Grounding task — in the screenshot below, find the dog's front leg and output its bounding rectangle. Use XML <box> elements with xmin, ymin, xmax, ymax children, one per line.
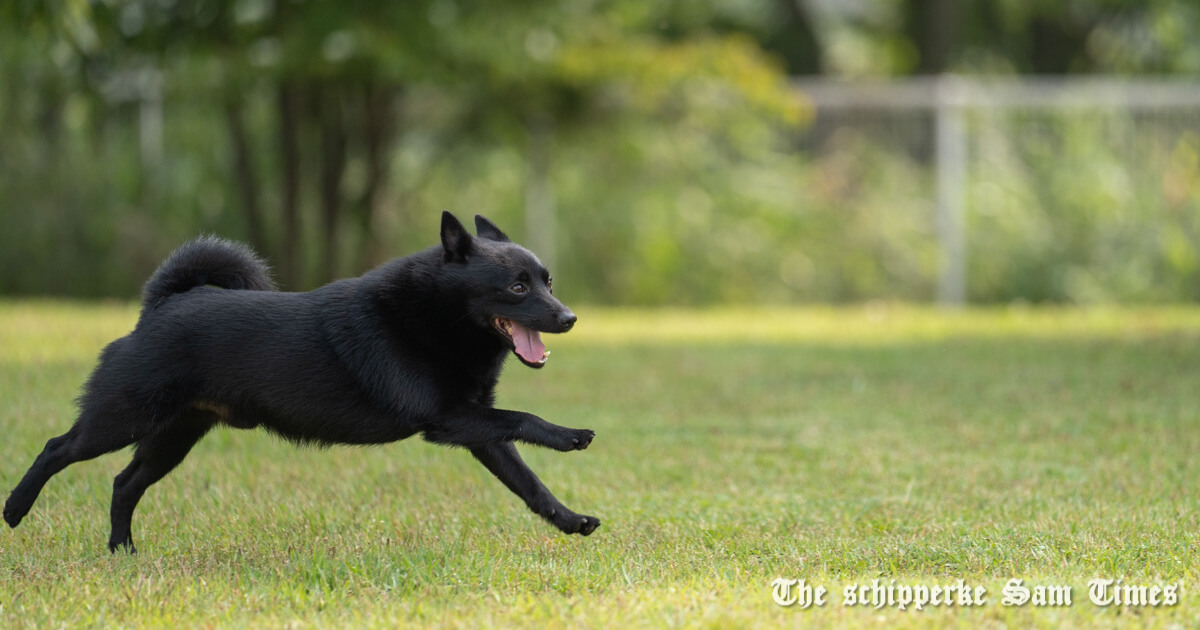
<box><xmin>471</xmin><ymin>441</ymin><xmax>600</xmax><ymax>536</ymax></box>
<box><xmin>424</xmin><ymin>407</ymin><xmax>594</xmax><ymax>452</ymax></box>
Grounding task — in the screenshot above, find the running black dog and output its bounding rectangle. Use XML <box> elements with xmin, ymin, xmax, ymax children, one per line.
<box><xmin>4</xmin><ymin>212</ymin><xmax>599</xmax><ymax>553</ymax></box>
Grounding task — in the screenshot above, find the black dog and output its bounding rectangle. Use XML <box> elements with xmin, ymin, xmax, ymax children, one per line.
<box><xmin>4</xmin><ymin>212</ymin><xmax>599</xmax><ymax>553</ymax></box>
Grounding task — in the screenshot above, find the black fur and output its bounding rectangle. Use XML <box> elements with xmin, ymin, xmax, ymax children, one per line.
<box><xmin>4</xmin><ymin>212</ymin><xmax>598</xmax><ymax>553</ymax></box>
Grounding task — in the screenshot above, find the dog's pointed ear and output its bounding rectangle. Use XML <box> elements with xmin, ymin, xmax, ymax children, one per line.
<box><xmin>474</xmin><ymin>215</ymin><xmax>512</xmax><ymax>243</ymax></box>
<box><xmin>441</xmin><ymin>211</ymin><xmax>473</xmax><ymax>263</ymax></box>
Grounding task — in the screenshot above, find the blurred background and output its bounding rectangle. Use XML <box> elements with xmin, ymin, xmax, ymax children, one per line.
<box><xmin>1</xmin><ymin>0</ymin><xmax>1197</xmax><ymax>305</ymax></box>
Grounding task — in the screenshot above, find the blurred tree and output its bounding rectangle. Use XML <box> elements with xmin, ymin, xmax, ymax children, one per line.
<box><xmin>3</xmin><ymin>0</ymin><xmax>1199</xmax><ymax>304</ymax></box>
<box><xmin>1</xmin><ymin>0</ymin><xmax>802</xmax><ymax>291</ymax></box>
<box><xmin>898</xmin><ymin>0</ymin><xmax>1199</xmax><ymax>75</ymax></box>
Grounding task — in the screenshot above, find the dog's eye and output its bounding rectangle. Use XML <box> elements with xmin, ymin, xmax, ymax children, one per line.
<box><xmin>547</xmin><ymin>278</ymin><xmax>553</xmax><ymax>293</ymax></box>
<box><xmin>510</xmin><ymin>282</ymin><xmax>527</xmax><ymax>294</ymax></box>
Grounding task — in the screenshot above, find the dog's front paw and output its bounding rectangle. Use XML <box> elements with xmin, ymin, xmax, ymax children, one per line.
<box><xmin>549</xmin><ymin>428</ymin><xmax>594</xmax><ymax>452</ymax></box>
<box><xmin>576</xmin><ymin>515</ymin><xmax>601</xmax><ymax>536</ymax></box>
<box><xmin>554</xmin><ymin>511</ymin><xmax>601</xmax><ymax>536</ymax></box>
<box><xmin>570</xmin><ymin>428</ymin><xmax>594</xmax><ymax>451</ymax></box>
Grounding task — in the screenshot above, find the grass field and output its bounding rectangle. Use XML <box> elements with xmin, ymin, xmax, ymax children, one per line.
<box><xmin>1</xmin><ymin>301</ymin><xmax>1198</xmax><ymax>628</ymax></box>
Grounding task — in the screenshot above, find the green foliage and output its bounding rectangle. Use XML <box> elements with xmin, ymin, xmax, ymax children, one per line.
<box><xmin>2</xmin><ymin>2</ymin><xmax>1200</xmax><ymax>304</ymax></box>
<box><xmin>2</xmin><ymin>303</ymin><xmax>1200</xmax><ymax>627</ymax></box>
<box><xmin>969</xmin><ymin>113</ymin><xmax>1200</xmax><ymax>303</ymax></box>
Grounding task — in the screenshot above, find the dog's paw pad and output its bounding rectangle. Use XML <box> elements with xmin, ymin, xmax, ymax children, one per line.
<box><xmin>578</xmin><ymin>516</ymin><xmax>600</xmax><ymax>536</ymax></box>
<box><xmin>571</xmin><ymin>430</ymin><xmax>595</xmax><ymax>450</ymax></box>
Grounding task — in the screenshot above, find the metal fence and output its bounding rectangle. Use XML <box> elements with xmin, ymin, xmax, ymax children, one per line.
<box><xmin>793</xmin><ymin>76</ymin><xmax>1200</xmax><ymax>305</ymax></box>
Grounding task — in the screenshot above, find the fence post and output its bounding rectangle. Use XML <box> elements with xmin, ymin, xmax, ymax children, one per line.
<box><xmin>934</xmin><ymin>76</ymin><xmax>967</xmax><ymax>306</ymax></box>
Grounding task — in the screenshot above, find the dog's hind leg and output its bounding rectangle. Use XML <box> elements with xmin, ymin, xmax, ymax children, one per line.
<box><xmin>4</xmin><ymin>411</ymin><xmax>146</xmax><ymax>530</ymax></box>
<box><xmin>470</xmin><ymin>442</ymin><xmax>600</xmax><ymax>536</ymax></box>
<box><xmin>108</xmin><ymin>414</ymin><xmax>212</xmax><ymax>554</ymax></box>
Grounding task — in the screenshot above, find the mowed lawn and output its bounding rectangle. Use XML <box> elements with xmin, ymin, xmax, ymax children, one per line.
<box><xmin>1</xmin><ymin>301</ymin><xmax>1198</xmax><ymax>628</ymax></box>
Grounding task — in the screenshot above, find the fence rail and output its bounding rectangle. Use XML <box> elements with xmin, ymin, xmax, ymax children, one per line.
<box><xmin>795</xmin><ymin>76</ymin><xmax>1200</xmax><ymax>109</ymax></box>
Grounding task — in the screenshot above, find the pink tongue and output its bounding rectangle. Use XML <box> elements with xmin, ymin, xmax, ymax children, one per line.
<box><xmin>510</xmin><ymin>321</ymin><xmax>546</xmax><ymax>363</ymax></box>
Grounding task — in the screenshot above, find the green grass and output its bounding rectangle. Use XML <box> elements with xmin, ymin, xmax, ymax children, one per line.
<box><xmin>2</xmin><ymin>301</ymin><xmax>1199</xmax><ymax>628</ymax></box>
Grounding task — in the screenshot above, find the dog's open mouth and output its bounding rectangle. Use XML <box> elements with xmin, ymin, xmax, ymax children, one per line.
<box><xmin>493</xmin><ymin>317</ymin><xmax>550</xmax><ymax>368</ymax></box>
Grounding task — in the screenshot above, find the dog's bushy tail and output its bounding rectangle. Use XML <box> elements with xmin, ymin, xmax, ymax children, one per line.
<box><xmin>141</xmin><ymin>236</ymin><xmax>277</xmax><ymax>309</ymax></box>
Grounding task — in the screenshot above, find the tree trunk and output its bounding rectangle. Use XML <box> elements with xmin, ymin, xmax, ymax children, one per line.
<box><xmin>317</xmin><ymin>84</ymin><xmax>347</xmax><ymax>283</ymax></box>
<box><xmin>906</xmin><ymin>0</ymin><xmax>957</xmax><ymax>74</ymax></box>
<box><xmin>774</xmin><ymin>0</ymin><xmax>824</xmax><ymax>75</ymax></box>
<box><xmin>1028</xmin><ymin>15</ymin><xmax>1095</xmax><ymax>74</ymax></box>
<box><xmin>353</xmin><ymin>82</ymin><xmax>398</xmax><ymax>270</ymax></box>
<box><xmin>277</xmin><ymin>81</ymin><xmax>303</xmax><ymax>289</ymax></box>
<box><xmin>223</xmin><ymin>97</ymin><xmax>267</xmax><ymax>257</ymax></box>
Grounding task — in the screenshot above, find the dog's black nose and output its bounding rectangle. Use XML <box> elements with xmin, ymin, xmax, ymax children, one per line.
<box><xmin>558</xmin><ymin>310</ymin><xmax>577</xmax><ymax>331</ymax></box>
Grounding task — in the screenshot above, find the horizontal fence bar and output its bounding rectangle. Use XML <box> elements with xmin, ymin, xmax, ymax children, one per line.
<box><xmin>794</xmin><ymin>76</ymin><xmax>1200</xmax><ymax>110</ymax></box>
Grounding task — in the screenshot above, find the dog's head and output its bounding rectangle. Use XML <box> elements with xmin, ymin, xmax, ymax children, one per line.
<box><xmin>440</xmin><ymin>211</ymin><xmax>576</xmax><ymax>368</ymax></box>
